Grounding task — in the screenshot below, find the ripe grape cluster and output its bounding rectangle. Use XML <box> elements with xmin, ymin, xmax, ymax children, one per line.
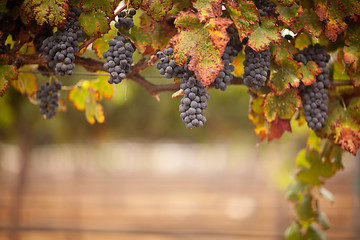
<box><xmin>179</xmin><ymin>66</ymin><xmax>209</xmax><ymax>129</ymax></box>
<box><xmin>36</xmin><ymin>81</ymin><xmax>62</xmax><ymax>119</ymax></box>
<box><xmin>254</xmin><ymin>0</ymin><xmax>275</xmax><ymax>18</ymax></box>
<box><xmin>243</xmin><ymin>46</ymin><xmax>271</xmax><ymax>90</ymax></box>
<box><xmin>41</xmin><ymin>7</ymin><xmax>84</xmax><ymax>76</ymax></box>
<box><xmin>103</xmin><ymin>9</ymin><xmax>136</xmax><ymax>84</ymax></box>
<box><xmin>213</xmin><ymin>28</ymin><xmax>241</xmax><ymax>91</ymax></box>
<box><xmin>294</xmin><ymin>44</ymin><xmax>331</xmax><ymax>131</ymax></box>
<box><xmin>156</xmin><ymin>48</ymin><xmax>185</xmax><ymax>79</ymax></box>
<box><xmin>156</xmin><ymin>48</ymin><xmax>209</xmax><ymax>129</ymax></box>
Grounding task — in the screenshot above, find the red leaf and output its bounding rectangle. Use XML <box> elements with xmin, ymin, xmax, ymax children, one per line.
<box><xmin>268</xmin><ymin>116</ymin><xmax>292</xmax><ymax>141</ymax></box>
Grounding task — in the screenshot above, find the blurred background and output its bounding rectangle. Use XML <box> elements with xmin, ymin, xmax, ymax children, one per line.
<box><xmin>0</xmin><ymin>55</ymin><xmax>359</xmax><ymax>240</ymax></box>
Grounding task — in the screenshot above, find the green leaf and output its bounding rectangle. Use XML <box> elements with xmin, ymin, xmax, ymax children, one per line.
<box><xmin>68</xmin><ymin>82</ymin><xmax>88</xmax><ymax>111</ymax></box>
<box><xmin>296</xmin><ymin>149</ymin><xmax>311</xmax><ymax>168</ymax></box>
<box><xmin>225</xmin><ymin>0</ymin><xmax>259</xmax><ymax>41</ymax></box>
<box><xmin>247</xmin><ymin>16</ymin><xmax>281</xmax><ymax>52</ymax></box>
<box><xmin>343</xmin><ymin>23</ymin><xmax>360</xmax><ymax>71</ymax></box>
<box><xmin>306</xmin><ymin>130</ymin><xmax>322</xmax><ymax>152</ymax></box>
<box><xmin>294</xmin><ymin>32</ymin><xmax>313</xmax><ymax>50</ymax></box>
<box><xmin>170</xmin><ymin>10</ymin><xmax>232</xmax><ymax>86</ymax></box>
<box><xmin>278</xmin><ymin>0</ymin><xmax>295</xmax><ymax>6</ymax></box>
<box><xmin>295</xmin><ymin>193</ymin><xmax>316</xmax><ymax>221</ymax></box>
<box><xmin>79</xmin><ymin>9</ymin><xmax>110</xmax><ymax>37</ymax></box>
<box><xmin>305</xmin><ymin>224</ymin><xmax>327</xmax><ymax>240</ymax></box>
<box><xmin>318</xmin><ymin>97</ymin><xmax>360</xmax><ymax>155</ymax></box>
<box><xmin>121</xmin><ymin>25</ymin><xmax>152</xmax><ymax>54</ymax></box>
<box><xmin>192</xmin><ymin>0</ymin><xmax>222</xmax><ymax>22</ymax></box>
<box><xmin>298</xmin><ymin>61</ymin><xmax>322</xmax><ymax>86</ymax></box>
<box><xmin>140</xmin><ymin>0</ymin><xmax>173</xmax><ymax>21</ymax></box>
<box><xmin>268</xmin><ymin>60</ymin><xmax>302</xmax><ymax>95</ymax></box>
<box><xmin>264</xmin><ymin>88</ymin><xmax>301</xmax><ymax>122</ymax></box>
<box><xmin>0</xmin><ymin>55</ymin><xmax>18</xmax><ymax>97</ymax></box>
<box><xmin>291</xmin><ymin>9</ymin><xmax>323</xmax><ymax>37</ymax></box>
<box><xmin>317</xmin><ymin>211</ymin><xmax>331</xmax><ymax>230</ymax></box>
<box><xmin>285</xmin><ymin>179</ymin><xmax>310</xmax><ymax>201</ymax></box>
<box><xmin>22</xmin><ymin>0</ymin><xmax>68</xmax><ymax>26</ymax></box>
<box><xmin>296</xmin><ymin>149</ymin><xmax>335</xmax><ymax>185</ymax></box>
<box><xmin>248</xmin><ymin>95</ymin><xmax>269</xmax><ymax>142</ymax></box>
<box><xmin>276</xmin><ymin>3</ymin><xmax>303</xmax><ymax>26</ymax></box>
<box><xmin>285</xmin><ymin>223</ymin><xmax>304</xmax><ymax>240</ymax></box>
<box><xmin>80</xmin><ymin>0</ymin><xmax>115</xmax><ymax>18</ymax></box>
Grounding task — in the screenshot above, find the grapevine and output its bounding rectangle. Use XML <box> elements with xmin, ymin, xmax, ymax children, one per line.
<box><xmin>1</xmin><ymin>1</ymin><xmax>360</xmax><ymax>239</ymax></box>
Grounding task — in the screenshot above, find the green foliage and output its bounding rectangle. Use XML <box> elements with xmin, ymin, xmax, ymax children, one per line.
<box><xmin>0</xmin><ymin>55</ymin><xmax>17</xmax><ymax>97</ymax></box>
<box><xmin>247</xmin><ymin>17</ymin><xmax>281</xmax><ymax>51</ymax></box>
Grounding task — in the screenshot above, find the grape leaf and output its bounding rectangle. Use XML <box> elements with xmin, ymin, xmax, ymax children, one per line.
<box><xmin>318</xmin><ymin>97</ymin><xmax>360</xmax><ymax>155</ymax></box>
<box><xmin>276</xmin><ymin>2</ymin><xmax>303</xmax><ymax>26</ymax></box>
<box><xmin>247</xmin><ymin>17</ymin><xmax>281</xmax><ymax>52</ymax></box>
<box><xmin>248</xmin><ymin>95</ymin><xmax>269</xmax><ymax>142</ymax></box>
<box><xmin>79</xmin><ymin>9</ymin><xmax>110</xmax><ymax>37</ymax></box>
<box><xmin>140</xmin><ymin>0</ymin><xmax>173</xmax><ymax>21</ymax></box>
<box><xmin>294</xmin><ymin>33</ymin><xmax>312</xmax><ymax>50</ymax></box>
<box><xmin>268</xmin><ymin>60</ymin><xmax>302</xmax><ymax>95</ymax></box>
<box><xmin>22</xmin><ymin>0</ymin><xmax>68</xmax><ymax>26</ymax></box>
<box><xmin>170</xmin><ymin>10</ymin><xmax>232</xmax><ymax>86</ymax></box>
<box><xmin>192</xmin><ymin>0</ymin><xmax>222</xmax><ymax>22</ymax></box>
<box><xmin>343</xmin><ymin>25</ymin><xmax>360</xmax><ymax>71</ymax></box>
<box><xmin>305</xmin><ymin>224</ymin><xmax>327</xmax><ymax>240</ymax></box>
<box><xmin>92</xmin><ymin>28</ymin><xmax>117</xmax><ymax>58</ymax></box>
<box><xmin>0</xmin><ymin>55</ymin><xmax>18</xmax><ymax>97</ymax></box>
<box><xmin>120</xmin><ymin>26</ymin><xmax>152</xmax><ymax>54</ymax></box>
<box><xmin>296</xmin><ymin>149</ymin><xmax>335</xmax><ymax>185</ymax></box>
<box><xmin>285</xmin><ymin>179</ymin><xmax>310</xmax><ymax>202</ymax></box>
<box><xmin>314</xmin><ymin>0</ymin><xmax>360</xmax><ymax>41</ymax></box>
<box><xmin>278</xmin><ymin>0</ymin><xmax>295</xmax><ymax>7</ymax></box>
<box><xmin>224</xmin><ymin>0</ymin><xmax>259</xmax><ymax>41</ymax></box>
<box><xmin>298</xmin><ymin>61</ymin><xmax>322</xmax><ymax>86</ymax></box>
<box><xmin>291</xmin><ymin>9</ymin><xmax>323</xmax><ymax>37</ymax></box>
<box><xmin>11</xmin><ymin>66</ymin><xmax>37</xmax><ymax>95</ymax></box>
<box><xmin>271</xmin><ymin>39</ymin><xmax>298</xmax><ymax>65</ymax></box>
<box><xmin>80</xmin><ymin>0</ymin><xmax>115</xmax><ymax>18</ymax></box>
<box><xmin>68</xmin><ymin>82</ymin><xmax>88</xmax><ymax>111</ymax></box>
<box><xmin>264</xmin><ymin>89</ymin><xmax>301</xmax><ymax>122</ymax></box>
<box><xmin>285</xmin><ymin>223</ymin><xmax>304</xmax><ymax>240</ymax></box>
<box><xmin>268</xmin><ymin>116</ymin><xmax>292</xmax><ymax>141</ymax></box>
<box><xmin>295</xmin><ymin>193</ymin><xmax>315</xmax><ymax>220</ymax></box>
<box><xmin>85</xmin><ymin>91</ymin><xmax>105</xmax><ymax>124</ymax></box>
<box><xmin>90</xmin><ymin>72</ymin><xmax>114</xmax><ymax>100</ymax></box>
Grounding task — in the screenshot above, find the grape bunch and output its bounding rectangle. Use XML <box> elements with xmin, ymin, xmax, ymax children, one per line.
<box><xmin>41</xmin><ymin>7</ymin><xmax>84</xmax><ymax>76</ymax></box>
<box><xmin>115</xmin><ymin>8</ymin><xmax>136</xmax><ymax>30</ymax></box>
<box><xmin>156</xmin><ymin>48</ymin><xmax>185</xmax><ymax>79</ymax></box>
<box><xmin>155</xmin><ymin>48</ymin><xmax>209</xmax><ymax>129</ymax></box>
<box><xmin>254</xmin><ymin>0</ymin><xmax>275</xmax><ymax>18</ymax></box>
<box><xmin>213</xmin><ymin>28</ymin><xmax>241</xmax><ymax>91</ymax></box>
<box><xmin>103</xmin><ymin>9</ymin><xmax>136</xmax><ymax>84</ymax></box>
<box><xmin>179</xmin><ymin>66</ymin><xmax>209</xmax><ymax>129</ymax></box>
<box><xmin>36</xmin><ymin>81</ymin><xmax>62</xmax><ymax>119</ymax></box>
<box><xmin>294</xmin><ymin>44</ymin><xmax>331</xmax><ymax>131</ymax></box>
<box><xmin>243</xmin><ymin>46</ymin><xmax>271</xmax><ymax>90</ymax></box>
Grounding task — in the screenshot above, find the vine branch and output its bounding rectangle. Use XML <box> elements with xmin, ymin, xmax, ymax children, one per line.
<box><xmin>7</xmin><ymin>53</ymin><xmax>354</xmax><ymax>95</ymax></box>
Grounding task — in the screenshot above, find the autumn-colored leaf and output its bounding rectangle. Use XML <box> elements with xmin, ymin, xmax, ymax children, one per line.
<box><xmin>294</xmin><ymin>32</ymin><xmax>313</xmax><ymax>50</ymax></box>
<box><xmin>248</xmin><ymin>95</ymin><xmax>269</xmax><ymax>142</ymax></box>
<box><xmin>318</xmin><ymin>97</ymin><xmax>360</xmax><ymax>155</ymax></box>
<box><xmin>85</xmin><ymin>91</ymin><xmax>105</xmax><ymax>124</ymax></box>
<box><xmin>298</xmin><ymin>61</ymin><xmax>322</xmax><ymax>86</ymax></box>
<box><xmin>192</xmin><ymin>0</ymin><xmax>222</xmax><ymax>22</ymax></box>
<box><xmin>268</xmin><ymin>116</ymin><xmax>292</xmax><ymax>141</ymax></box>
<box><xmin>343</xmin><ymin>23</ymin><xmax>360</xmax><ymax>71</ymax></box>
<box><xmin>22</xmin><ymin>0</ymin><xmax>68</xmax><ymax>26</ymax></box>
<box><xmin>271</xmin><ymin>39</ymin><xmax>298</xmax><ymax>65</ymax></box>
<box><xmin>224</xmin><ymin>0</ymin><xmax>259</xmax><ymax>41</ymax></box>
<box><xmin>90</xmin><ymin>72</ymin><xmax>114</xmax><ymax>100</ymax></box>
<box><xmin>80</xmin><ymin>0</ymin><xmax>115</xmax><ymax>18</ymax></box>
<box><xmin>11</xmin><ymin>66</ymin><xmax>37</xmax><ymax>95</ymax></box>
<box><xmin>120</xmin><ymin>26</ymin><xmax>152</xmax><ymax>54</ymax></box>
<box><xmin>0</xmin><ymin>55</ymin><xmax>18</xmax><ymax>97</ymax></box>
<box><xmin>79</xmin><ymin>9</ymin><xmax>110</xmax><ymax>37</ymax></box>
<box><xmin>314</xmin><ymin>0</ymin><xmax>360</xmax><ymax>41</ymax></box>
<box><xmin>247</xmin><ymin>16</ymin><xmax>281</xmax><ymax>52</ymax></box>
<box><xmin>264</xmin><ymin>88</ymin><xmax>301</xmax><ymax>122</ymax></box>
<box><xmin>291</xmin><ymin>9</ymin><xmax>323</xmax><ymax>37</ymax></box>
<box><xmin>92</xmin><ymin>28</ymin><xmax>117</xmax><ymax>59</ymax></box>
<box><xmin>268</xmin><ymin>60</ymin><xmax>302</xmax><ymax>95</ymax></box>
<box><xmin>276</xmin><ymin>2</ymin><xmax>303</xmax><ymax>26</ymax></box>
<box><xmin>170</xmin><ymin>10</ymin><xmax>232</xmax><ymax>86</ymax></box>
<box><xmin>140</xmin><ymin>0</ymin><xmax>173</xmax><ymax>21</ymax></box>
